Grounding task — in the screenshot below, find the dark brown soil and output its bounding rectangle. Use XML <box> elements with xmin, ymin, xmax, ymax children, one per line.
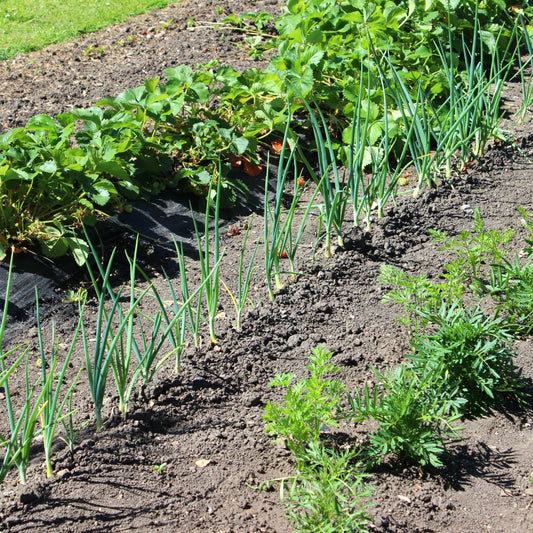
<box><xmin>1</xmin><ymin>2</ymin><xmax>533</xmax><ymax>532</ymax></box>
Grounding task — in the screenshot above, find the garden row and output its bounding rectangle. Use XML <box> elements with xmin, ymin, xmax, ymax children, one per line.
<box><xmin>263</xmin><ymin>208</ymin><xmax>533</xmax><ymax>531</ymax></box>
<box><xmin>0</xmin><ymin>151</ymin><xmax>532</xmax><ymax>528</ymax></box>
<box><xmin>1</xmin><ymin>0</ymin><xmax>533</xmax><ymax>262</ymax></box>
<box><xmin>1</xmin><ymin>1</ymin><xmax>533</xmax><ymax>530</ymax></box>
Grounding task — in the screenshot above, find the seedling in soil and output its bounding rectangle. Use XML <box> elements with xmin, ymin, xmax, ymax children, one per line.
<box><xmin>36</xmin><ymin>289</ymin><xmax>84</xmax><ymax>477</ymax></box>
<box><xmin>151</xmin><ymin>462</ymin><xmax>167</xmax><ymax>473</ymax></box>
<box><xmin>473</xmin><ymin>234</ymin><xmax>533</xmax><ymax>337</ymax></box>
<box><xmin>0</xmin><ymin>253</ymin><xmax>43</xmax><ymax>484</ymax></box>
<box><xmin>167</xmin><ymin>239</ymin><xmax>203</xmax><ymax>351</ymax></box>
<box><xmin>263</xmin><ymin>347</ymin><xmax>374</xmax><ymax>531</ymax></box>
<box><xmin>223</xmin><ymin>217</ymin><xmax>259</xmax><ymax>330</ymax></box>
<box><xmin>122</xmin><ymin>246</ymin><xmax>185</xmax><ymax>385</ymax></box>
<box><xmin>264</xmin><ymin>346</ymin><xmax>345</xmax><ymax>463</ymax></box>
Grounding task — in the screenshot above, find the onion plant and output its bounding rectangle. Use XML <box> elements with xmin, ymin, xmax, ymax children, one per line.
<box><xmin>36</xmin><ymin>290</ymin><xmax>84</xmax><ymax>477</ymax></box>
<box><xmin>0</xmin><ymin>254</ymin><xmax>45</xmax><ymax>483</ymax></box>
<box><xmin>84</xmin><ymin>230</ymin><xmax>196</xmax><ymax>420</ymax></box>
<box><xmin>515</xmin><ymin>14</ymin><xmax>533</xmax><ymax>123</ymax></box>
<box><xmin>263</xmin><ymin>123</ymin><xmax>295</xmax><ymax>298</ymax></box>
<box><xmin>81</xmin><ymin>244</ymin><xmax>150</xmax><ymax>427</ymax></box>
<box><xmin>456</xmin><ymin>21</ymin><xmax>514</xmax><ymax>159</ymax></box>
<box><xmin>170</xmin><ymin>239</ymin><xmax>203</xmax><ymax>348</ymax></box>
<box><xmin>223</xmin><ymin>217</ymin><xmax>259</xmax><ymax>330</ymax></box>
<box><xmin>121</xmin><ymin>245</ymin><xmax>186</xmax><ymax>385</ymax></box>
<box><xmin>301</xmin><ymin>69</ymin><xmax>402</xmax><ymax>234</ymax></box>
<box><xmin>344</xmin><ymin>68</ymin><xmax>404</xmax><ymax>229</ymax></box>
<box><xmin>60</xmin><ymin>367</ymin><xmax>90</xmax><ymax>453</ymax></box>
<box><xmin>144</xmin><ymin>237</ymin><xmax>224</xmax><ymax>371</ymax></box>
<box><xmin>375</xmin><ymin>13</ymin><xmax>514</xmax><ymax>192</ymax></box>
<box><xmin>264</xmin><ymin>120</ymin><xmax>318</xmax><ymax>297</ymax></box>
<box><xmin>133</xmin><ymin>240</ymin><xmax>202</xmax><ymax>374</ymax></box>
<box><xmin>161</xmin><ymin>241</ymin><xmax>199</xmax><ymax>370</ymax></box>
<box><xmin>1</xmin><ymin>358</ymin><xmax>50</xmax><ymax>484</ymax></box>
<box><xmin>192</xmin><ymin>179</ymin><xmax>224</xmax><ymax>344</ymax></box>
<box><xmin>299</xmin><ymin>100</ymin><xmax>347</xmax><ymax>257</ymax></box>
<box><xmin>105</xmin><ymin>245</ymin><xmax>168</xmax><ymax>415</ymax></box>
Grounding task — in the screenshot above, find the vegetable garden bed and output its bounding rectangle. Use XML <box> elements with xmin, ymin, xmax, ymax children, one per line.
<box><xmin>1</xmin><ymin>1</ymin><xmax>533</xmax><ymax>532</ymax></box>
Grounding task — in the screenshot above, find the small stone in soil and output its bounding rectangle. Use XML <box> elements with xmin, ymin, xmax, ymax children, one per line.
<box><xmin>189</xmin><ymin>375</ymin><xmax>211</xmax><ymax>390</ymax></box>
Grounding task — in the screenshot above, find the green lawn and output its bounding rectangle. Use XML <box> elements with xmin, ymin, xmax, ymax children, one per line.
<box><xmin>0</xmin><ymin>0</ymin><xmax>182</xmax><ymax>59</ymax></box>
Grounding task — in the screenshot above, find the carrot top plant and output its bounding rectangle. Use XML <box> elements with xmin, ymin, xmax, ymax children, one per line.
<box><xmin>263</xmin><ymin>347</ymin><xmax>374</xmax><ymax>531</ymax></box>
<box><xmin>429</xmin><ymin>208</ymin><xmax>515</xmax><ymax>289</ymax></box>
<box><xmin>264</xmin><ymin>346</ymin><xmax>345</xmax><ymax>462</ymax></box>
<box><xmin>347</xmin><ymin>363</ymin><xmax>463</xmax><ymax>468</ymax></box>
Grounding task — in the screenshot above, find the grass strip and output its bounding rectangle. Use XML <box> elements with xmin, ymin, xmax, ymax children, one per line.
<box><xmin>0</xmin><ymin>0</ymin><xmax>182</xmax><ymax>60</ymax></box>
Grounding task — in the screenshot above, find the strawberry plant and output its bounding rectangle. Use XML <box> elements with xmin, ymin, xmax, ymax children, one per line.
<box><xmin>1</xmin><ymin>0</ymin><xmax>531</xmax><ymax>263</ymax></box>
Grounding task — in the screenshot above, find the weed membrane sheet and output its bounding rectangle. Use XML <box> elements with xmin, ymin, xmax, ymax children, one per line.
<box><xmin>0</xmin><ymin>168</ymin><xmax>271</xmax><ymax>321</ymax></box>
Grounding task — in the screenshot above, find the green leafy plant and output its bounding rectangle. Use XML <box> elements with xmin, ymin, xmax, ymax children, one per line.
<box><xmin>276</xmin><ymin>441</ymin><xmax>373</xmax><ymax>533</ymax></box>
<box><xmin>518</xmin><ymin>206</ymin><xmax>533</xmax><ymax>254</ymax></box>
<box><xmin>264</xmin><ymin>346</ymin><xmax>345</xmax><ymax>462</ymax></box>
<box><xmin>378</xmin><ymin>264</ymin><xmax>463</xmax><ymax>338</ymax></box>
<box><xmin>1</xmin><ymin>0</ymin><xmax>528</xmax><ymax>264</ymax></box>
<box><xmin>347</xmin><ymin>364</ymin><xmax>462</xmax><ymax>467</ymax></box>
<box><xmin>476</xmin><ymin>252</ymin><xmax>533</xmax><ymax>336</ymax></box>
<box><xmin>411</xmin><ymin>302</ymin><xmax>527</xmax><ymax>417</ymax></box>
<box><xmin>429</xmin><ymin>208</ymin><xmax>515</xmax><ymax>288</ymax></box>
<box><xmin>263</xmin><ymin>346</ymin><xmax>374</xmax><ymax>531</ymax></box>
